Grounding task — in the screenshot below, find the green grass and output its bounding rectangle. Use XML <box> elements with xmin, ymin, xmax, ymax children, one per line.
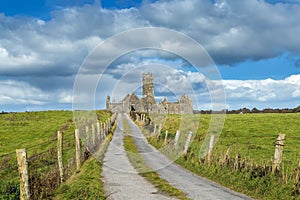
<box><xmin>0</xmin><ymin>110</ymin><xmax>73</xmax><ymax>155</ymax></box>
<box><xmin>53</xmin><ymin>134</ymin><xmax>113</xmax><ymax>200</ymax></box>
<box><xmin>53</xmin><ymin>113</ymin><xmax>117</xmax><ymax>200</ymax></box>
<box><xmin>144</xmin><ymin>113</ymin><xmax>300</xmax><ymax>200</ymax></box>
<box><xmin>0</xmin><ymin>110</ymin><xmax>112</xmax><ymax>199</ymax></box>
<box><xmin>53</xmin><ymin>157</ymin><xmax>105</xmax><ymax>200</ymax></box>
<box><xmin>122</xmin><ymin>116</ymin><xmax>190</xmax><ymax>200</ymax></box>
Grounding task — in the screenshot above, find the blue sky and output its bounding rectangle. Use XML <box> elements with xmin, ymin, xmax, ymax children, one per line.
<box><xmin>0</xmin><ymin>0</ymin><xmax>300</xmax><ymax>111</ymax></box>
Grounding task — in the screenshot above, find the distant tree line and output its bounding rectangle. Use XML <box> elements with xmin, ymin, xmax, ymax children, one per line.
<box><xmin>195</xmin><ymin>106</ymin><xmax>300</xmax><ymax>114</ymax></box>
<box><xmin>0</xmin><ymin>111</ymin><xmax>9</xmax><ymax>115</ymax></box>
<box><xmin>1</xmin><ymin>106</ymin><xmax>300</xmax><ymax>115</ymax></box>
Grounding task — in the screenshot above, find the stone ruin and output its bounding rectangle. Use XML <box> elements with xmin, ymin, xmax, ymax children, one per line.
<box><xmin>106</xmin><ymin>73</ymin><xmax>193</xmax><ymax>114</ymax></box>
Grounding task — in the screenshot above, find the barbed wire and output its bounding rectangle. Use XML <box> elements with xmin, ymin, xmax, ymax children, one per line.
<box><xmin>0</xmin><ymin>128</ymin><xmax>95</xmax><ymax>163</ymax></box>
<box><xmin>0</xmin><ymin>113</ymin><xmax>111</xmax><ymax>199</ymax></box>
<box><xmin>0</xmin><ymin>151</ymin><xmax>16</xmax><ymax>158</ymax></box>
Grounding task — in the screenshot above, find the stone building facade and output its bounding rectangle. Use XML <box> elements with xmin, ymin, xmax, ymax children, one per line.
<box><xmin>106</xmin><ymin>73</ymin><xmax>193</xmax><ymax>114</ymax></box>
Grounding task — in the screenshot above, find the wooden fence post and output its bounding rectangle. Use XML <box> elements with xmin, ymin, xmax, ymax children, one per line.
<box><xmin>99</xmin><ymin>122</ymin><xmax>103</xmax><ymax>139</ymax></box>
<box><xmin>16</xmin><ymin>149</ymin><xmax>30</xmax><ymax>200</ymax></box>
<box><xmin>207</xmin><ymin>135</ymin><xmax>215</xmax><ymax>164</ymax></box>
<box><xmin>272</xmin><ymin>133</ymin><xmax>285</xmax><ymax>173</ymax></box>
<box><xmin>156</xmin><ymin>124</ymin><xmax>162</xmax><ymax>138</ymax></box>
<box><xmin>57</xmin><ymin>131</ymin><xmax>64</xmax><ymax>183</ymax></box>
<box><xmin>102</xmin><ymin>122</ymin><xmax>106</xmax><ymax>138</ymax></box>
<box><xmin>153</xmin><ymin>124</ymin><xmax>157</xmax><ymax>136</ymax></box>
<box><xmin>107</xmin><ymin>119</ymin><xmax>110</xmax><ymax>132</ymax></box>
<box><xmin>96</xmin><ymin>122</ymin><xmax>100</xmax><ymax>135</ymax></box>
<box><xmin>183</xmin><ymin>131</ymin><xmax>193</xmax><ymax>154</ymax></box>
<box><xmin>74</xmin><ymin>129</ymin><xmax>81</xmax><ymax>171</ymax></box>
<box><xmin>104</xmin><ymin>122</ymin><xmax>108</xmax><ymax>137</ymax></box>
<box><xmin>85</xmin><ymin>126</ymin><xmax>90</xmax><ymax>148</ymax></box>
<box><xmin>92</xmin><ymin>124</ymin><xmax>96</xmax><ymax>148</ymax></box>
<box><xmin>164</xmin><ymin>130</ymin><xmax>168</xmax><ymax>145</ymax></box>
<box><xmin>96</xmin><ymin>122</ymin><xmax>101</xmax><ymax>144</ymax></box>
<box><xmin>135</xmin><ymin>113</ymin><xmax>139</xmax><ymax>121</ymax></box>
<box><xmin>174</xmin><ymin>130</ymin><xmax>180</xmax><ymax>146</ymax></box>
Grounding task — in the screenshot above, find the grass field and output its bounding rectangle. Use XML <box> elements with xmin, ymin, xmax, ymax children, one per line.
<box><xmin>143</xmin><ymin>113</ymin><xmax>300</xmax><ymax>200</ymax></box>
<box><xmin>0</xmin><ymin>110</ymin><xmax>111</xmax><ymax>199</ymax></box>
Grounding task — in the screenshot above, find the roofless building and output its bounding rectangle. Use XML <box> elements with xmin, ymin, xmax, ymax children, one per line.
<box><xmin>106</xmin><ymin>73</ymin><xmax>193</xmax><ymax>114</ymax></box>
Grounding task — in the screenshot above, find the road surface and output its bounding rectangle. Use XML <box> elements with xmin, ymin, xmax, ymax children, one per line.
<box><xmin>124</xmin><ymin>114</ymin><xmax>253</xmax><ymax>200</ymax></box>
<box><xmin>101</xmin><ymin>114</ymin><xmax>175</xmax><ymax>200</ymax></box>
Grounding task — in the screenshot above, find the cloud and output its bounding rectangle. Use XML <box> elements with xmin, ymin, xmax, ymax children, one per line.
<box><xmin>0</xmin><ymin>0</ymin><xmax>300</xmax><ymax>111</ymax></box>
<box><xmin>0</xmin><ymin>80</ymin><xmax>48</xmax><ymax>105</ymax></box>
<box><xmin>1</xmin><ymin>69</ymin><xmax>300</xmax><ymax>111</ymax></box>
<box><xmin>222</xmin><ymin>74</ymin><xmax>300</xmax><ymax>108</ymax></box>
<box><xmin>1</xmin><ymin>0</ymin><xmax>300</xmax><ymax>76</ymax></box>
<box><xmin>142</xmin><ymin>0</ymin><xmax>300</xmax><ymax>64</ymax></box>
<box><xmin>0</xmin><ymin>79</ymin><xmax>74</xmax><ymax>111</ymax></box>
<box><xmin>99</xmin><ymin>70</ymin><xmax>300</xmax><ymax>110</ymax></box>
<box><xmin>58</xmin><ymin>90</ymin><xmax>73</xmax><ymax>103</ymax></box>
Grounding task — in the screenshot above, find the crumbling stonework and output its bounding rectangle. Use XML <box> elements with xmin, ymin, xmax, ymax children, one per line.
<box><xmin>107</xmin><ymin>73</ymin><xmax>193</xmax><ymax>114</ymax></box>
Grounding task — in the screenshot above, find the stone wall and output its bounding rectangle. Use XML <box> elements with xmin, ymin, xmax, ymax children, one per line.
<box><xmin>107</xmin><ymin>73</ymin><xmax>193</xmax><ymax>114</ymax></box>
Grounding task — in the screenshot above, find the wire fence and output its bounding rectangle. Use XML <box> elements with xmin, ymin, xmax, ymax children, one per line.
<box><xmin>0</xmin><ymin>112</ymin><xmax>117</xmax><ymax>200</ymax></box>
<box><xmin>132</xmin><ymin>112</ymin><xmax>300</xmax><ymax>191</ymax></box>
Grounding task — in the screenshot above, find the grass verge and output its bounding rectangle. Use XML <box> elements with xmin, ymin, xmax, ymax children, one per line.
<box><xmin>143</xmin><ymin>113</ymin><xmax>300</xmax><ymax>200</ymax></box>
<box><xmin>53</xmin><ymin>132</ymin><xmax>114</xmax><ymax>200</ymax></box>
<box><xmin>53</xmin><ymin>115</ymin><xmax>117</xmax><ymax>199</ymax></box>
<box><xmin>0</xmin><ymin>110</ymin><xmax>113</xmax><ymax>199</ymax></box>
<box><xmin>122</xmin><ymin>116</ymin><xmax>190</xmax><ymax>200</ymax></box>
<box><xmin>52</xmin><ymin>156</ymin><xmax>106</xmax><ymax>200</ymax></box>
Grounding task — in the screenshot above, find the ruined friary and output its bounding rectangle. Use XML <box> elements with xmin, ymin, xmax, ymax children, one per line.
<box><xmin>106</xmin><ymin>73</ymin><xmax>193</xmax><ymax>114</ymax></box>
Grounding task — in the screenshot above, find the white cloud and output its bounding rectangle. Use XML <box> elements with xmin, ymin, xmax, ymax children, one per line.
<box><xmin>1</xmin><ymin>71</ymin><xmax>299</xmax><ymax>111</ymax></box>
<box><xmin>0</xmin><ymin>0</ymin><xmax>300</xmax><ymax>77</ymax></box>
<box><xmin>0</xmin><ymin>80</ymin><xmax>73</xmax><ymax>108</ymax></box>
<box><xmin>292</xmin><ymin>89</ymin><xmax>300</xmax><ymax>98</ymax></box>
<box><xmin>0</xmin><ymin>80</ymin><xmax>48</xmax><ymax>105</ymax></box>
<box><xmin>0</xmin><ymin>0</ymin><xmax>300</xmax><ymax>111</ymax></box>
<box><xmin>58</xmin><ymin>91</ymin><xmax>73</xmax><ymax>103</ymax></box>
<box><xmin>222</xmin><ymin>74</ymin><xmax>300</xmax><ymax>108</ymax></box>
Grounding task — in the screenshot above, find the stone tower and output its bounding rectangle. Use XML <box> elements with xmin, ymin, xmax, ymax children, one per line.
<box><xmin>106</xmin><ymin>96</ymin><xmax>111</xmax><ymax>110</ymax></box>
<box><xmin>142</xmin><ymin>73</ymin><xmax>154</xmax><ymax>98</ymax></box>
<box><xmin>141</xmin><ymin>73</ymin><xmax>156</xmax><ymax>111</ymax></box>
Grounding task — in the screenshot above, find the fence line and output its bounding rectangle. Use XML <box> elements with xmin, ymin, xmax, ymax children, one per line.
<box><xmin>131</xmin><ymin>112</ymin><xmax>299</xmax><ymax>177</ymax></box>
<box><xmin>14</xmin><ymin>112</ymin><xmax>117</xmax><ymax>199</ymax></box>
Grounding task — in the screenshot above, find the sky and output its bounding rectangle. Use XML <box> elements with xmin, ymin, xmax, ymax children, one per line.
<box><xmin>0</xmin><ymin>0</ymin><xmax>300</xmax><ymax>112</ymax></box>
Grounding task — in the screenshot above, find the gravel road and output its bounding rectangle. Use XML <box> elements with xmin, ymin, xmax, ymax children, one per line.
<box><xmin>124</xmin><ymin>114</ymin><xmax>254</xmax><ymax>200</ymax></box>
<box><xmin>101</xmin><ymin>114</ymin><xmax>175</xmax><ymax>200</ymax></box>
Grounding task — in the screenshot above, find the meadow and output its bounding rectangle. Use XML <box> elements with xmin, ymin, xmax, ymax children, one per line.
<box><xmin>0</xmin><ymin>110</ymin><xmax>111</xmax><ymax>199</ymax></box>
<box><xmin>143</xmin><ymin>113</ymin><xmax>300</xmax><ymax>200</ymax></box>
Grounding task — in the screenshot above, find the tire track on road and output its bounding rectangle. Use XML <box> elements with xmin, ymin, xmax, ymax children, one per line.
<box><xmin>101</xmin><ymin>113</ymin><xmax>175</xmax><ymax>200</ymax></box>
<box><xmin>124</xmin><ymin>114</ymin><xmax>254</xmax><ymax>200</ymax></box>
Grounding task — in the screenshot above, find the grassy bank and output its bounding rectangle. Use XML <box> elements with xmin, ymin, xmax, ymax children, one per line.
<box><xmin>53</xmin><ymin>113</ymin><xmax>116</xmax><ymax>200</ymax></box>
<box><xmin>53</xmin><ymin>134</ymin><xmax>113</xmax><ymax>200</ymax></box>
<box><xmin>0</xmin><ymin>110</ymin><xmax>111</xmax><ymax>199</ymax></box>
<box><xmin>142</xmin><ymin>113</ymin><xmax>300</xmax><ymax>200</ymax></box>
<box><xmin>52</xmin><ymin>157</ymin><xmax>105</xmax><ymax>200</ymax></box>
